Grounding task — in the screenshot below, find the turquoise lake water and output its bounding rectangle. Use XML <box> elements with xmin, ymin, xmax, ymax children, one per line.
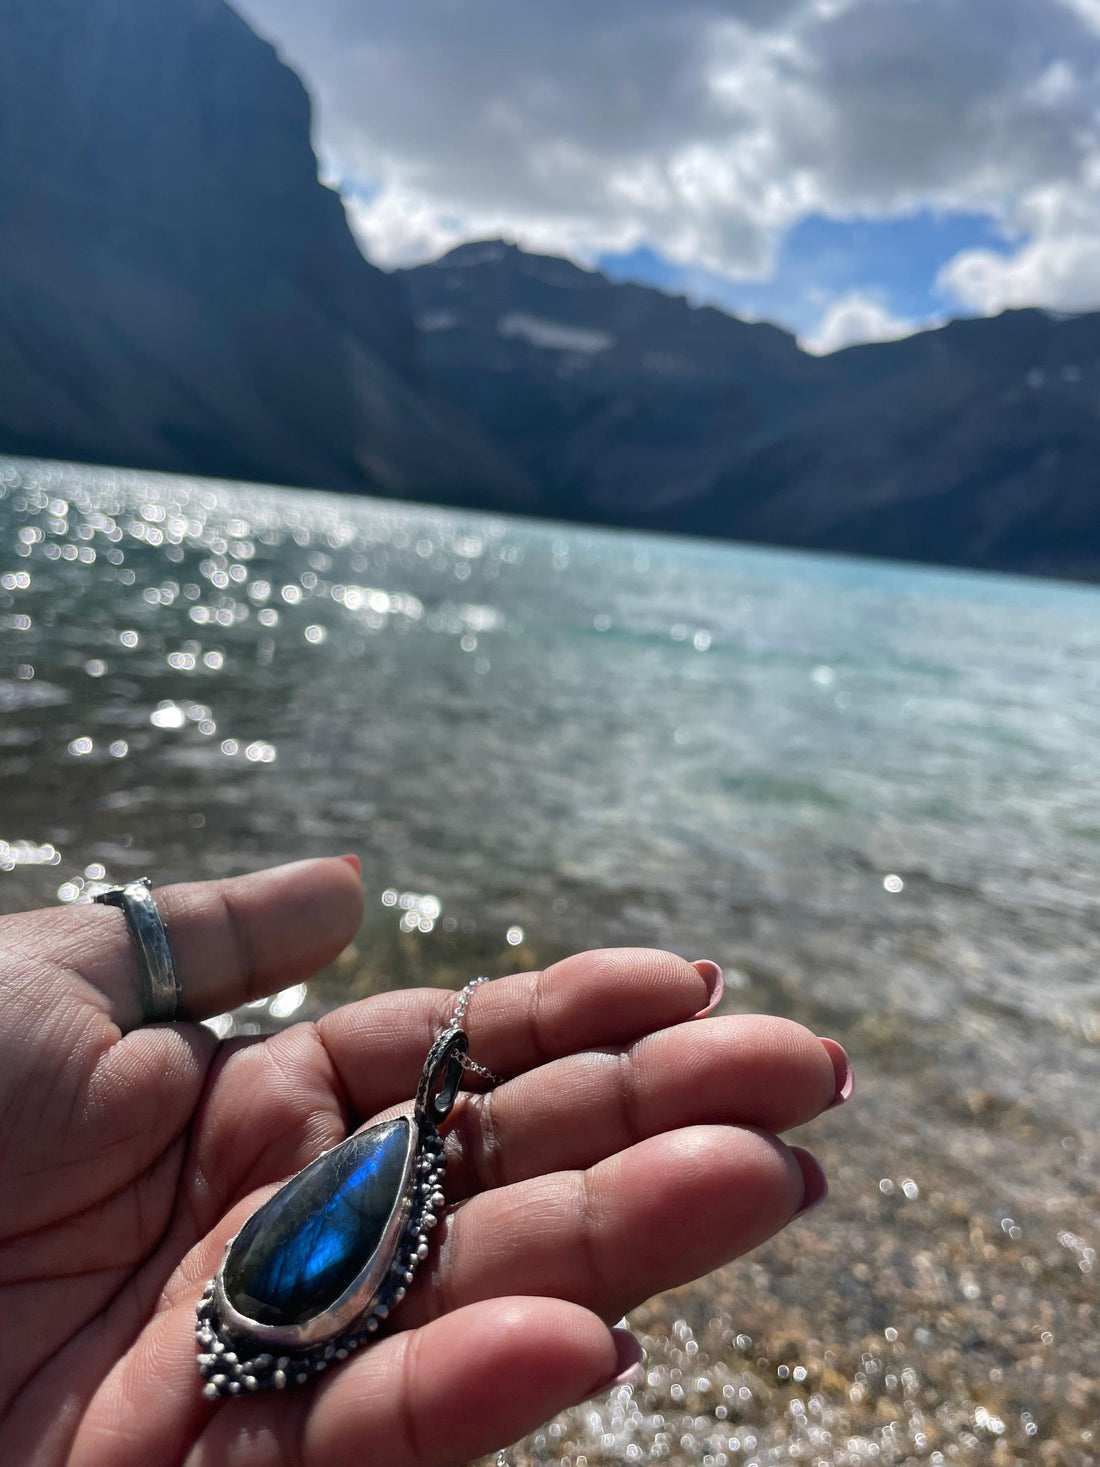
<box><xmin>3</xmin><ymin>456</ymin><xmax>1098</xmax><ymax>1065</ymax></box>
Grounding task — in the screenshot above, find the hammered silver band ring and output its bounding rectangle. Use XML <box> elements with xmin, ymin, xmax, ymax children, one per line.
<box><xmin>93</xmin><ymin>878</ymin><xmax>181</xmax><ymax>1023</ymax></box>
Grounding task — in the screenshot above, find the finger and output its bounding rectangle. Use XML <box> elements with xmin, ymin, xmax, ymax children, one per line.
<box><xmin>179</xmin><ymin>1021</ymin><xmax>350</xmax><ymax>1234</ymax></box>
<box><xmin>149</xmin><ymin>1130</ymin><xmax>813</xmax><ymax>1458</ymax></box>
<box><xmin>406</xmin><ymin>1125</ymin><xmax>817</xmax><ymax>1329</ymax></box>
<box><xmin>154</xmin><ymin>1117</ymin><xmax>810</xmax><ymax>1322</ymax></box>
<box><xmin>170</xmin><ymin>949</ymin><xmax>711</xmax><ymax>1235</ymax></box>
<box><xmin>318</xmin><ymin>948</ymin><xmax>712</xmax><ymax>1119</ymax></box>
<box><xmin>10</xmin><ymin>858</ymin><xmax>364</xmax><ymax>1027</ymax></box>
<box><xmin>75</xmin><ymin>1295</ymin><xmax>634</xmax><ymax>1467</ymax></box>
<box><xmin>442</xmin><ymin>1014</ymin><xmax>838</xmax><ymax>1197</ymax></box>
<box><xmin>300</xmin><ymin>1299</ymin><xmax>636</xmax><ymax>1467</ymax></box>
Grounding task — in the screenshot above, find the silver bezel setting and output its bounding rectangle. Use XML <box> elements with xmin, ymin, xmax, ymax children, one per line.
<box><xmin>196</xmin><ymin>1122</ymin><xmax>447</xmax><ymax>1398</ymax></box>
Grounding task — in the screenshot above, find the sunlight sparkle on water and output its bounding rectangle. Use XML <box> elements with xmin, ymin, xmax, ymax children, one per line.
<box><xmin>0</xmin><ymin>840</ymin><xmax>61</xmax><ymax>870</ymax></box>
<box><xmin>268</xmin><ymin>982</ymin><xmax>308</xmax><ymax>1019</ymax></box>
<box><xmin>382</xmin><ymin>889</ymin><xmax>442</xmax><ymax>934</ymax></box>
<box><xmin>150</xmin><ymin>702</ymin><xmax>187</xmax><ymax>729</ymax></box>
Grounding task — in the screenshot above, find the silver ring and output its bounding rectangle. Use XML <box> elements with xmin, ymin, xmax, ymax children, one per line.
<box><xmin>93</xmin><ymin>878</ymin><xmax>181</xmax><ymax>1023</ymax></box>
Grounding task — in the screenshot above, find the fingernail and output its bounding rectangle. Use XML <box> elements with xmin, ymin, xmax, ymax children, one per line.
<box><xmin>340</xmin><ymin>854</ymin><xmax>362</xmax><ymax>876</ymax></box>
<box><xmin>585</xmin><ymin>1330</ymin><xmax>646</xmax><ymax>1399</ymax></box>
<box><xmin>819</xmin><ymin>1038</ymin><xmax>854</xmax><ymax>1108</ymax></box>
<box><xmin>691</xmin><ymin>960</ymin><xmax>724</xmax><ymax>1017</ymax></box>
<box><xmin>791</xmin><ymin>1146</ymin><xmax>829</xmax><ymax>1218</ymax></box>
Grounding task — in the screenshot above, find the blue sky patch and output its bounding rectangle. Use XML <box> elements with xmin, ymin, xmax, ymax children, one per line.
<box><xmin>599</xmin><ymin>211</ymin><xmax>1017</xmax><ymax>339</ymax></box>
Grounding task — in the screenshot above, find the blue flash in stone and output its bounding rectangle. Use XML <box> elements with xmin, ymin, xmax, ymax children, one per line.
<box><xmin>196</xmin><ymin>1026</ymin><xmax>468</xmax><ymax>1398</ymax></box>
<box><xmin>223</xmin><ymin>1117</ymin><xmax>416</xmax><ymax>1328</ymax></box>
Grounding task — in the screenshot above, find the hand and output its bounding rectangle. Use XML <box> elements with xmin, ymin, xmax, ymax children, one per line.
<box><xmin>0</xmin><ymin>859</ymin><xmax>847</xmax><ymax>1467</ymax></box>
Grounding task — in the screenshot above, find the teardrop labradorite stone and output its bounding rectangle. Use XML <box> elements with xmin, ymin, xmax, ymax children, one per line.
<box><xmin>223</xmin><ymin>1117</ymin><xmax>416</xmax><ymax>1327</ymax></box>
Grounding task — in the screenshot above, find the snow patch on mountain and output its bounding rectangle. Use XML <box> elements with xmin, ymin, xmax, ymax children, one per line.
<box><xmin>497</xmin><ymin>312</ymin><xmax>614</xmax><ymax>353</ymax></box>
<box><xmin>419</xmin><ymin>311</ymin><xmax>460</xmax><ymax>331</ymax></box>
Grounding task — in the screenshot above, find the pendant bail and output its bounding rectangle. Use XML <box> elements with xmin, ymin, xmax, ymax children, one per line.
<box><xmin>415</xmin><ymin>1027</ymin><xmax>469</xmax><ymax>1127</ymax></box>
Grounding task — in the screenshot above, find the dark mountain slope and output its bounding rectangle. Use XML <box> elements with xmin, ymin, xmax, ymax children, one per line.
<box><xmin>0</xmin><ymin>0</ymin><xmax>535</xmax><ymax>508</ymax></box>
<box><xmin>730</xmin><ymin>310</ymin><xmax>1100</xmax><ymax>573</ymax></box>
<box><xmin>399</xmin><ymin>241</ymin><xmax>817</xmax><ymax>522</ymax></box>
<box><xmin>402</xmin><ymin>242</ymin><xmax>1100</xmax><ymax>576</ymax></box>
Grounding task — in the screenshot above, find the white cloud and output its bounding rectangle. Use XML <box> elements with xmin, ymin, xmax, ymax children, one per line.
<box><xmin>801</xmin><ymin>293</ymin><xmax>918</xmax><ymax>355</ymax></box>
<box><xmin>1058</xmin><ymin>0</ymin><xmax>1100</xmax><ymax>38</ymax></box>
<box><xmin>343</xmin><ymin>189</ymin><xmax>463</xmax><ymax>268</ymax></box>
<box><xmin>937</xmin><ymin>163</ymin><xmax>1100</xmax><ymax>314</ymax></box>
<box><xmin>941</xmin><ymin>231</ymin><xmax>1100</xmax><ymax>315</ymax></box>
<box><xmin>237</xmin><ymin>0</ymin><xmax>1100</xmax><ymax>307</ymax></box>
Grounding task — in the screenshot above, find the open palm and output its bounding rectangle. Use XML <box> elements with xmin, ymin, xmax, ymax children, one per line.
<box><xmin>0</xmin><ymin>859</ymin><xmax>844</xmax><ymax>1467</ymax></box>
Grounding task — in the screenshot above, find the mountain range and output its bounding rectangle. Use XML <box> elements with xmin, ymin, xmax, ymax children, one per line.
<box><xmin>3</xmin><ymin>0</ymin><xmax>1100</xmax><ymax>579</ymax></box>
<box><xmin>402</xmin><ymin>242</ymin><xmax>1100</xmax><ymax>577</ymax></box>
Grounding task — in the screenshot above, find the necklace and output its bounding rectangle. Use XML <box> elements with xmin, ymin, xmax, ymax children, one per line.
<box><xmin>196</xmin><ymin>978</ymin><xmax>499</xmax><ymax>1398</ymax></box>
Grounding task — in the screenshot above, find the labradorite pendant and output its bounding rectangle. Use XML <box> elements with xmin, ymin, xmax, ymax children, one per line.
<box><xmin>196</xmin><ymin>1027</ymin><xmax>469</xmax><ymax>1398</ymax></box>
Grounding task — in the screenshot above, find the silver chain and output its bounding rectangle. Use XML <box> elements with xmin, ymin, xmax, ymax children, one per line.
<box><xmin>452</xmin><ymin>984</ymin><xmax>509</xmax><ymax>1466</ymax></box>
<box><xmin>449</xmin><ymin>975</ymin><xmax>504</xmax><ymax>1085</ymax></box>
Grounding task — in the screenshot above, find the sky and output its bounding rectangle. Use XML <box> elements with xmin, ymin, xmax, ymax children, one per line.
<box><xmin>236</xmin><ymin>0</ymin><xmax>1100</xmax><ymax>353</ymax></box>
